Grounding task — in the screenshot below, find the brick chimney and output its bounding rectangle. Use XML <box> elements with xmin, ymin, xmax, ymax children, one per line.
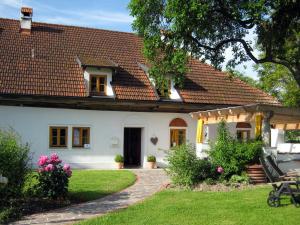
<box><xmin>20</xmin><ymin>7</ymin><xmax>33</xmax><ymax>34</ymax></box>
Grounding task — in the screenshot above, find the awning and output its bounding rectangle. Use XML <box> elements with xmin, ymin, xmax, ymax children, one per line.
<box><xmin>190</xmin><ymin>104</ymin><xmax>300</xmax><ymax>130</ymax></box>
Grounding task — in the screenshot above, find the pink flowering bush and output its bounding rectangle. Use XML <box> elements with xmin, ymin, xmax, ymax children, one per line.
<box><xmin>36</xmin><ymin>153</ymin><xmax>72</xmax><ymax>200</ymax></box>
<box><xmin>217</xmin><ymin>166</ymin><xmax>224</xmax><ymax>174</ymax></box>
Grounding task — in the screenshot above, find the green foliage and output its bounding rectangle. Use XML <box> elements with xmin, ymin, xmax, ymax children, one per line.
<box><xmin>147</xmin><ymin>155</ymin><xmax>156</xmax><ymax>162</ymax></box>
<box><xmin>114</xmin><ymin>155</ymin><xmax>124</xmax><ymax>163</ymax></box>
<box><xmin>226</xmin><ymin>68</ymin><xmax>259</xmax><ymax>88</ymax></box>
<box><xmin>35</xmin><ymin>154</ymin><xmax>72</xmax><ymax>200</ymax></box>
<box><xmin>166</xmin><ymin>144</ymin><xmax>217</xmax><ymax>187</ymax></box>
<box><xmin>204</xmin><ymin>178</ymin><xmax>217</xmax><ymax>185</ymax></box>
<box><xmin>229</xmin><ymin>173</ymin><xmax>250</xmax><ymax>184</ymax></box>
<box><xmin>254</xmin><ymin>63</ymin><xmax>300</xmax><ymax>107</ymax></box>
<box><xmin>36</xmin><ymin>167</ymin><xmax>69</xmax><ymax>200</ymax></box>
<box><xmin>209</xmin><ymin>120</ymin><xmax>263</xmax><ymax>179</ymax></box>
<box><xmin>285</xmin><ymin>130</ymin><xmax>300</xmax><ymax>143</ymax></box>
<box><xmin>0</xmin><ymin>206</ymin><xmax>22</xmax><ymax>224</ymax></box>
<box><xmin>129</xmin><ymin>0</ymin><xmax>300</xmax><ymax>87</ymax></box>
<box><xmin>0</xmin><ymin>128</ymin><xmax>31</xmax><ymax>206</ymax></box>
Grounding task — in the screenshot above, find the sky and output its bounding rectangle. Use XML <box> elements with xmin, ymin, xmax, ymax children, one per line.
<box><xmin>0</xmin><ymin>0</ymin><xmax>258</xmax><ymax>79</ymax></box>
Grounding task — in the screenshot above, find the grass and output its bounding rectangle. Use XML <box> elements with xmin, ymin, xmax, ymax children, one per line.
<box><xmin>23</xmin><ymin>170</ymin><xmax>136</xmax><ymax>203</ymax></box>
<box><xmin>1</xmin><ymin>170</ymin><xmax>136</xmax><ymax>224</ymax></box>
<box><xmin>78</xmin><ymin>187</ymin><xmax>300</xmax><ymax>225</ymax></box>
<box><xmin>68</xmin><ymin>170</ymin><xmax>136</xmax><ymax>202</ymax></box>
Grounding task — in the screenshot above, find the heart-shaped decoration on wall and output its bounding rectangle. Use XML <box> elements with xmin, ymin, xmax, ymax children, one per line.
<box><xmin>150</xmin><ymin>137</ymin><xmax>158</xmax><ymax>145</ymax></box>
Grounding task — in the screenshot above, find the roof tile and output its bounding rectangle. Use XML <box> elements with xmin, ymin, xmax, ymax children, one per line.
<box><xmin>0</xmin><ymin>18</ymin><xmax>279</xmax><ymax>105</ymax></box>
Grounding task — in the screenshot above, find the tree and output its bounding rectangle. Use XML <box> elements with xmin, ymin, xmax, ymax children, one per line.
<box><xmin>129</xmin><ymin>0</ymin><xmax>300</xmax><ymax>87</ymax></box>
<box><xmin>226</xmin><ymin>66</ymin><xmax>300</xmax><ymax>107</ymax></box>
<box><xmin>226</xmin><ymin>68</ymin><xmax>259</xmax><ymax>88</ymax></box>
<box><xmin>255</xmin><ymin>63</ymin><xmax>300</xmax><ymax>107</ymax></box>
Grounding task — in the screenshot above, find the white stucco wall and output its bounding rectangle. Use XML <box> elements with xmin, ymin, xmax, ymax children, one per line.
<box><xmin>0</xmin><ymin>105</ymin><xmax>196</xmax><ymax>169</ymax></box>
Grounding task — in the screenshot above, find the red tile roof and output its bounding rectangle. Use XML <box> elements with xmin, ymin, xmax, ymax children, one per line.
<box><xmin>0</xmin><ymin>18</ymin><xmax>279</xmax><ymax>105</ymax></box>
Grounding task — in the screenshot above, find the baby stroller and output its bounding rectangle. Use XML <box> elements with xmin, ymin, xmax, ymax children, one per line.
<box><xmin>260</xmin><ymin>156</ymin><xmax>300</xmax><ymax>207</ymax></box>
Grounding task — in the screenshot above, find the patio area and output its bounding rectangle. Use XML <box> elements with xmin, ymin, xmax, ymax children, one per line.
<box><xmin>191</xmin><ymin>104</ymin><xmax>300</xmax><ymax>172</ymax></box>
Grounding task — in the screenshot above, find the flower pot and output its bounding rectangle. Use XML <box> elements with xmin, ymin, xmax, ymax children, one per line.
<box><xmin>246</xmin><ymin>164</ymin><xmax>267</xmax><ymax>184</ymax></box>
<box><xmin>116</xmin><ymin>162</ymin><xmax>124</xmax><ymax>169</ymax></box>
<box><xmin>148</xmin><ymin>161</ymin><xmax>156</xmax><ymax>169</ymax></box>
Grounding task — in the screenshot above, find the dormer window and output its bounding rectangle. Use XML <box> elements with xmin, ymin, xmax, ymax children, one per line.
<box><xmin>77</xmin><ymin>55</ymin><xmax>118</xmax><ymax>98</ymax></box>
<box><xmin>90</xmin><ymin>75</ymin><xmax>107</xmax><ymax>95</ymax></box>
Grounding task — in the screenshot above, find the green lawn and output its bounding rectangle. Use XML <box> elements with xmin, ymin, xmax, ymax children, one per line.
<box><xmin>69</xmin><ymin>170</ymin><xmax>136</xmax><ymax>202</ymax></box>
<box><xmin>1</xmin><ymin>170</ymin><xmax>136</xmax><ymax>224</ymax></box>
<box><xmin>78</xmin><ymin>187</ymin><xmax>300</xmax><ymax>225</ymax></box>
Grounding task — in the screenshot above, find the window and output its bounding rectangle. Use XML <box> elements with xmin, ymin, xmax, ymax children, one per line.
<box><xmin>169</xmin><ymin>118</ymin><xmax>187</xmax><ymax>147</ymax></box>
<box><xmin>49</xmin><ymin>127</ymin><xmax>68</xmax><ymax>148</ymax></box>
<box><xmin>72</xmin><ymin>127</ymin><xmax>90</xmax><ymax>147</ymax></box>
<box><xmin>170</xmin><ymin>129</ymin><xmax>186</xmax><ymax>147</ymax></box>
<box><xmin>237</xmin><ymin>130</ymin><xmax>250</xmax><ymax>142</ymax></box>
<box><xmin>236</xmin><ymin>122</ymin><xmax>251</xmax><ymax>142</ymax></box>
<box><xmin>157</xmin><ymin>79</ymin><xmax>171</xmax><ymax>99</ymax></box>
<box><xmin>90</xmin><ymin>75</ymin><xmax>106</xmax><ymax>95</ymax></box>
<box><xmin>204</xmin><ymin>125</ymin><xmax>209</xmax><ymax>143</ymax></box>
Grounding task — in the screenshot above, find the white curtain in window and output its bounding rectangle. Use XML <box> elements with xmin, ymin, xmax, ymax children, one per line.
<box><xmin>74</xmin><ymin>128</ymin><xmax>80</xmax><ymax>145</ymax></box>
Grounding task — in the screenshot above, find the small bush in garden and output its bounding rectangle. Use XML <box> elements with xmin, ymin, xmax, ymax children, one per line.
<box><xmin>229</xmin><ymin>173</ymin><xmax>250</xmax><ymax>184</ymax></box>
<box><xmin>166</xmin><ymin>144</ymin><xmax>217</xmax><ymax>188</ymax></box>
<box><xmin>209</xmin><ymin>120</ymin><xmax>263</xmax><ymax>179</ymax></box>
<box><xmin>204</xmin><ymin>178</ymin><xmax>217</xmax><ymax>185</ymax></box>
<box><xmin>114</xmin><ymin>154</ymin><xmax>124</xmax><ymax>163</ymax></box>
<box><xmin>196</xmin><ymin>159</ymin><xmax>218</xmax><ymax>181</ymax></box>
<box><xmin>147</xmin><ymin>155</ymin><xmax>156</xmax><ymax>162</ymax></box>
<box><xmin>0</xmin><ymin>128</ymin><xmax>31</xmax><ymax>207</ymax></box>
<box><xmin>36</xmin><ymin>153</ymin><xmax>72</xmax><ymax>200</ymax></box>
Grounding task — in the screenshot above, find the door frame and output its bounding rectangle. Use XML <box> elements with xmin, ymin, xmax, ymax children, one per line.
<box><xmin>123</xmin><ymin>126</ymin><xmax>145</xmax><ymax>167</ymax></box>
<box><xmin>123</xmin><ymin>127</ymin><xmax>142</xmax><ymax>167</ymax></box>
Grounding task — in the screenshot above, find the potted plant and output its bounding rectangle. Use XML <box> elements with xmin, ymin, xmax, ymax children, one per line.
<box><xmin>115</xmin><ymin>154</ymin><xmax>124</xmax><ymax>169</ymax></box>
<box><xmin>147</xmin><ymin>155</ymin><xmax>156</xmax><ymax>169</ymax></box>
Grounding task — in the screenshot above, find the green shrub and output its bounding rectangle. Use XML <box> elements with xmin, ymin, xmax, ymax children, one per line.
<box><xmin>0</xmin><ymin>128</ymin><xmax>31</xmax><ymax>206</ymax></box>
<box><xmin>115</xmin><ymin>154</ymin><xmax>124</xmax><ymax>163</ymax></box>
<box><xmin>0</xmin><ymin>205</ymin><xmax>22</xmax><ymax>224</ymax></box>
<box><xmin>209</xmin><ymin>120</ymin><xmax>263</xmax><ymax>179</ymax></box>
<box><xmin>204</xmin><ymin>178</ymin><xmax>218</xmax><ymax>185</ymax></box>
<box><xmin>147</xmin><ymin>155</ymin><xmax>156</xmax><ymax>162</ymax></box>
<box><xmin>166</xmin><ymin>144</ymin><xmax>217</xmax><ymax>187</ymax></box>
<box><xmin>35</xmin><ymin>154</ymin><xmax>72</xmax><ymax>200</ymax></box>
<box><xmin>196</xmin><ymin>159</ymin><xmax>218</xmax><ymax>181</ymax></box>
<box><xmin>229</xmin><ymin>173</ymin><xmax>250</xmax><ymax>184</ymax></box>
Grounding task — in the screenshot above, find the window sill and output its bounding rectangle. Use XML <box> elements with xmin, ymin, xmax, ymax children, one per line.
<box><xmin>72</xmin><ymin>146</ymin><xmax>91</xmax><ymax>149</ymax></box>
<box><xmin>49</xmin><ymin>147</ymin><xmax>68</xmax><ymax>149</ymax></box>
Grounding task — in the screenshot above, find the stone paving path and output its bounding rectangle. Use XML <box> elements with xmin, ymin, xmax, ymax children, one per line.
<box><xmin>11</xmin><ymin>169</ymin><xmax>170</xmax><ymax>225</ymax></box>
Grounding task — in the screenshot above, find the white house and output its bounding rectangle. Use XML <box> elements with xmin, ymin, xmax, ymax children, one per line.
<box><xmin>0</xmin><ymin>8</ymin><xmax>281</xmax><ymax>169</ymax></box>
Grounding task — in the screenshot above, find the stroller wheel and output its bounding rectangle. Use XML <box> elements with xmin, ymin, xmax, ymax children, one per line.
<box><xmin>267</xmin><ymin>196</ymin><xmax>280</xmax><ymax>207</ymax></box>
<box><xmin>269</xmin><ymin>190</ymin><xmax>275</xmax><ymax>196</ymax></box>
<box><xmin>290</xmin><ymin>198</ymin><xmax>300</xmax><ymax>208</ymax></box>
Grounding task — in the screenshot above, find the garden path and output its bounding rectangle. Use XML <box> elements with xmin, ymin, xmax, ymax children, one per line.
<box><xmin>10</xmin><ymin>169</ymin><xmax>170</xmax><ymax>225</ymax></box>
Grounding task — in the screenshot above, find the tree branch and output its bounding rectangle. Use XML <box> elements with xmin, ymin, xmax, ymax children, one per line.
<box><xmin>216</xmin><ymin>0</ymin><xmax>255</xmax><ymax>29</ymax></box>
<box><xmin>188</xmin><ymin>35</ymin><xmax>295</xmax><ymax>73</ymax></box>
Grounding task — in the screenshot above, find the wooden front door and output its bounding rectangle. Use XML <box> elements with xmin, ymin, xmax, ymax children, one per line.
<box><xmin>124</xmin><ymin>128</ymin><xmax>141</xmax><ymax>167</ymax></box>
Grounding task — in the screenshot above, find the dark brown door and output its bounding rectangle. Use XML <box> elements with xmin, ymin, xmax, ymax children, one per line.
<box><xmin>124</xmin><ymin>128</ymin><xmax>141</xmax><ymax>167</ymax></box>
